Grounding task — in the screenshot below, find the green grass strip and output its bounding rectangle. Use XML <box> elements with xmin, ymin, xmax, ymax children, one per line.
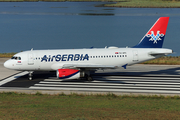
<box><xmin>1</xmin><ymin>0</ymin><xmax>180</xmax><ymax>8</ymax></box>
<box><xmin>0</xmin><ymin>92</ymin><xmax>180</xmax><ymax>119</ymax></box>
<box><xmin>142</xmin><ymin>56</ymin><xmax>180</xmax><ymax>65</ymax></box>
<box><xmin>104</xmin><ymin>0</ymin><xmax>180</xmax><ymax>8</ymax></box>
<box><xmin>0</xmin><ymin>53</ymin><xmax>16</xmax><ymax>58</ymax></box>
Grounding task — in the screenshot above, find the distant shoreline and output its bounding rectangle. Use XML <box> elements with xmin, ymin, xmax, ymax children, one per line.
<box><xmin>1</xmin><ymin>0</ymin><xmax>180</xmax><ymax>8</ymax></box>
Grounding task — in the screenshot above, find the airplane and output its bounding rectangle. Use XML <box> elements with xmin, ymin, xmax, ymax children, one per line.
<box><xmin>4</xmin><ymin>17</ymin><xmax>172</xmax><ymax>81</ymax></box>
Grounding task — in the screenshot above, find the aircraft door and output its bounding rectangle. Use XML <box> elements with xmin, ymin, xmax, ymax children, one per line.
<box><xmin>28</xmin><ymin>53</ymin><xmax>34</xmax><ymax>65</ymax></box>
<box><xmin>133</xmin><ymin>51</ymin><xmax>138</xmax><ymax>61</ymax></box>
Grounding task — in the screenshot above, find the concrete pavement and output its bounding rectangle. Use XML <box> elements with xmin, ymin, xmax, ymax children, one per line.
<box><xmin>0</xmin><ymin>58</ymin><xmax>20</xmax><ymax>80</ymax></box>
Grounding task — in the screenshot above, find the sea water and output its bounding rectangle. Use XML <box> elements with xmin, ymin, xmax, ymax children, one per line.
<box><xmin>0</xmin><ymin>2</ymin><xmax>180</xmax><ymax>56</ymax></box>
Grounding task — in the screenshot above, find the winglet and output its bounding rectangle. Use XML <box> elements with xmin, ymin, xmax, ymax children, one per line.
<box><xmin>133</xmin><ymin>17</ymin><xmax>169</xmax><ymax>48</ymax></box>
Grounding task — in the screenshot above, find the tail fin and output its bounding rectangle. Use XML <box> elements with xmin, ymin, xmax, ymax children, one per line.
<box><xmin>133</xmin><ymin>17</ymin><xmax>169</xmax><ymax>48</ymax></box>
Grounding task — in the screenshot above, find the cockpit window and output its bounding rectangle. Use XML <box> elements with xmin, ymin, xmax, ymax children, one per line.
<box><xmin>11</xmin><ymin>56</ymin><xmax>21</xmax><ymax>60</ymax></box>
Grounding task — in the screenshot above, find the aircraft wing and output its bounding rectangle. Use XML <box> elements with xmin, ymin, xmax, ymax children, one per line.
<box><xmin>62</xmin><ymin>64</ymin><xmax>117</xmax><ymax>69</ymax></box>
<box><xmin>51</xmin><ymin>63</ymin><xmax>128</xmax><ymax>70</ymax></box>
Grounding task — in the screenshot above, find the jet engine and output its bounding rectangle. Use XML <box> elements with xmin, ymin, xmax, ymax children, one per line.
<box><xmin>57</xmin><ymin>69</ymin><xmax>84</xmax><ymax>79</ymax></box>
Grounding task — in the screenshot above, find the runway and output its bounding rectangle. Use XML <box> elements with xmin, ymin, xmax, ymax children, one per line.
<box><xmin>29</xmin><ymin>74</ymin><xmax>180</xmax><ymax>94</ymax></box>
<box><xmin>1</xmin><ymin>63</ymin><xmax>180</xmax><ymax>94</ymax></box>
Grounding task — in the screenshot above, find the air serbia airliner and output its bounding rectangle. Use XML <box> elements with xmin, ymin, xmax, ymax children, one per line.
<box><xmin>4</xmin><ymin>17</ymin><xmax>172</xmax><ymax>81</ymax></box>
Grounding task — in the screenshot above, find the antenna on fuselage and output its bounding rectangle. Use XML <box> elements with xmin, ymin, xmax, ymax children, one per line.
<box><xmin>31</xmin><ymin>48</ymin><xmax>33</xmax><ymax>51</ymax></box>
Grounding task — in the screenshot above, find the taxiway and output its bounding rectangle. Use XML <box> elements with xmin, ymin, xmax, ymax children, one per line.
<box><xmin>1</xmin><ymin>58</ymin><xmax>180</xmax><ymax>95</ymax></box>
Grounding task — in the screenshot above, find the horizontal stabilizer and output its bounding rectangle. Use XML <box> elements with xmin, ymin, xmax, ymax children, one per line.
<box><xmin>149</xmin><ymin>49</ymin><xmax>173</xmax><ymax>56</ymax></box>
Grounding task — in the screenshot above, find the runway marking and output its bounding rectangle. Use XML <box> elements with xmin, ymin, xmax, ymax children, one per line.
<box><xmin>94</xmin><ymin>76</ymin><xmax>180</xmax><ymax>80</ymax></box>
<box><xmin>0</xmin><ymin>71</ymin><xmax>29</xmax><ymax>86</ymax></box>
<box><xmin>29</xmin><ymin>74</ymin><xmax>180</xmax><ymax>94</ymax></box>
<box><xmin>29</xmin><ymin>87</ymin><xmax>180</xmax><ymax>94</ymax></box>
<box><xmin>1</xmin><ymin>66</ymin><xmax>180</xmax><ymax>94</ymax></box>
<box><xmin>32</xmin><ymin>83</ymin><xmax>180</xmax><ymax>90</ymax></box>
<box><xmin>44</xmin><ymin>77</ymin><xmax>180</xmax><ymax>82</ymax></box>
<box><xmin>39</xmin><ymin>81</ymin><xmax>180</xmax><ymax>86</ymax></box>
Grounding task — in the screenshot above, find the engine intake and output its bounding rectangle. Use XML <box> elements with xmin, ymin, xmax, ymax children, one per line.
<box><xmin>57</xmin><ymin>69</ymin><xmax>84</xmax><ymax>79</ymax></box>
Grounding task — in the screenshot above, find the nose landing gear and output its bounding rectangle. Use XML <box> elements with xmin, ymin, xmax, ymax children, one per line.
<box><xmin>28</xmin><ymin>71</ymin><xmax>33</xmax><ymax>80</ymax></box>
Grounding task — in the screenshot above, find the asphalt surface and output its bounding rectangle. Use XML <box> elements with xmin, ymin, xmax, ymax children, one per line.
<box><xmin>0</xmin><ymin>58</ymin><xmax>19</xmax><ymax>80</ymax></box>
<box><xmin>1</xmin><ymin>58</ymin><xmax>180</xmax><ymax>95</ymax></box>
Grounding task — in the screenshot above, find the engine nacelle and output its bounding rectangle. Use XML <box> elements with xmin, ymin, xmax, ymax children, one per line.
<box><xmin>57</xmin><ymin>69</ymin><xmax>84</xmax><ymax>80</ymax></box>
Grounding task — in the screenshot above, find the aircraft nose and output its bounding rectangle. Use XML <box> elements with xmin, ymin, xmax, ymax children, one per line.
<box><xmin>4</xmin><ymin>60</ymin><xmax>11</xmax><ymax>69</ymax></box>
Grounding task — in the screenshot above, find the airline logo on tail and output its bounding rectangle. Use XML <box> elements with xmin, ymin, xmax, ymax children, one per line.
<box><xmin>147</xmin><ymin>31</ymin><xmax>164</xmax><ymax>44</ymax></box>
<box><xmin>133</xmin><ymin>17</ymin><xmax>169</xmax><ymax>48</ymax></box>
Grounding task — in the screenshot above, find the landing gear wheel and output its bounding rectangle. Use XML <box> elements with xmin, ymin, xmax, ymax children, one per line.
<box><xmin>87</xmin><ymin>76</ymin><xmax>93</xmax><ymax>81</ymax></box>
<box><xmin>28</xmin><ymin>71</ymin><xmax>33</xmax><ymax>80</ymax></box>
<box><xmin>29</xmin><ymin>77</ymin><xmax>32</xmax><ymax>80</ymax></box>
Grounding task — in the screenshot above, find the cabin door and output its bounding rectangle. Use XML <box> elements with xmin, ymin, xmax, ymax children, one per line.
<box><xmin>133</xmin><ymin>51</ymin><xmax>138</xmax><ymax>61</ymax></box>
<box><xmin>28</xmin><ymin>53</ymin><xmax>34</xmax><ymax>65</ymax></box>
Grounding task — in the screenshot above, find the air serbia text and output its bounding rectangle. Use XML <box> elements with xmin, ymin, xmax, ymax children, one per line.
<box><xmin>41</xmin><ymin>54</ymin><xmax>89</xmax><ymax>62</ymax></box>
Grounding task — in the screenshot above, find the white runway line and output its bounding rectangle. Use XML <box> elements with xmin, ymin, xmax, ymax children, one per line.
<box><xmin>31</xmin><ymin>83</ymin><xmax>180</xmax><ymax>90</ymax></box>
<box><xmin>29</xmin><ymin>74</ymin><xmax>180</xmax><ymax>94</ymax></box>
<box><xmin>0</xmin><ymin>71</ymin><xmax>29</xmax><ymax>86</ymax></box>
<box><xmin>29</xmin><ymin>87</ymin><xmax>180</xmax><ymax>94</ymax></box>
<box><xmin>94</xmin><ymin>76</ymin><xmax>180</xmax><ymax>80</ymax></box>
<box><xmin>39</xmin><ymin>81</ymin><xmax>180</xmax><ymax>86</ymax></box>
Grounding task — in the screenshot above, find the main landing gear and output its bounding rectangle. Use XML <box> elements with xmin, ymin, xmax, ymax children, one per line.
<box><xmin>87</xmin><ymin>76</ymin><xmax>93</xmax><ymax>81</ymax></box>
<box><xmin>28</xmin><ymin>71</ymin><xmax>33</xmax><ymax>80</ymax></box>
<box><xmin>85</xmin><ymin>74</ymin><xmax>93</xmax><ymax>81</ymax></box>
<box><xmin>83</xmin><ymin>70</ymin><xmax>93</xmax><ymax>81</ymax></box>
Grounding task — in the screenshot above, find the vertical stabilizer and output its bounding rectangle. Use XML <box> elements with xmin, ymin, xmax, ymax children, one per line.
<box><xmin>133</xmin><ymin>17</ymin><xmax>169</xmax><ymax>48</ymax></box>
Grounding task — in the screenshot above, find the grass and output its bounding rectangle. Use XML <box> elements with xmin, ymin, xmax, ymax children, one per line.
<box><xmin>104</xmin><ymin>0</ymin><xmax>180</xmax><ymax>8</ymax></box>
<box><xmin>0</xmin><ymin>53</ymin><xmax>16</xmax><ymax>58</ymax></box>
<box><xmin>142</xmin><ymin>56</ymin><xmax>180</xmax><ymax>65</ymax></box>
<box><xmin>1</xmin><ymin>0</ymin><xmax>180</xmax><ymax>8</ymax></box>
<box><xmin>0</xmin><ymin>92</ymin><xmax>180</xmax><ymax>119</ymax></box>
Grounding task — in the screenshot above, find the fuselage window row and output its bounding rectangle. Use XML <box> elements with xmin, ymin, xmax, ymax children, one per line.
<box><xmin>89</xmin><ymin>55</ymin><xmax>127</xmax><ymax>59</ymax></box>
<box><xmin>34</xmin><ymin>55</ymin><xmax>127</xmax><ymax>61</ymax></box>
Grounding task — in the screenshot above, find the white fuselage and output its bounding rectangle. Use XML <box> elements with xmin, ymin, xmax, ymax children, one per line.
<box><xmin>4</xmin><ymin>47</ymin><xmax>172</xmax><ymax>71</ymax></box>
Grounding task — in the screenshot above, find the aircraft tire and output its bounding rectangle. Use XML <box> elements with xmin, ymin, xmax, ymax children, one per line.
<box><xmin>87</xmin><ymin>76</ymin><xmax>93</xmax><ymax>81</ymax></box>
